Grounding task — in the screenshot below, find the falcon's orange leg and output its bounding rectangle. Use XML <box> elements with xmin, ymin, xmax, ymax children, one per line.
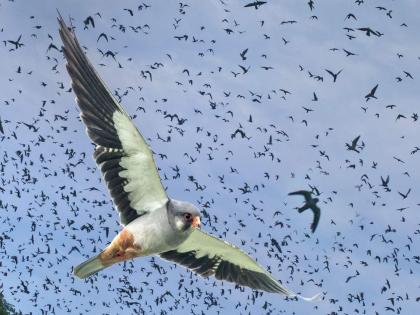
<box><xmin>99</xmin><ymin>229</ymin><xmax>142</xmax><ymax>267</ymax></box>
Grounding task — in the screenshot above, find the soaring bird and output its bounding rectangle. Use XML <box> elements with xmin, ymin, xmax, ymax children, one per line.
<box><xmin>346</xmin><ymin>135</ymin><xmax>361</xmax><ymax>153</ymax></box>
<box><xmin>244</xmin><ymin>1</ymin><xmax>267</xmax><ymax>9</ymax></box>
<box><xmin>58</xmin><ymin>15</ymin><xmax>319</xmax><ymax>301</ymax></box>
<box><xmin>288</xmin><ymin>190</ymin><xmax>321</xmax><ymax>233</ymax></box>
<box><xmin>365</xmin><ymin>84</ymin><xmax>378</xmax><ymax>101</ymax></box>
<box><xmin>325</xmin><ymin>68</ymin><xmax>343</xmax><ymax>82</ymax></box>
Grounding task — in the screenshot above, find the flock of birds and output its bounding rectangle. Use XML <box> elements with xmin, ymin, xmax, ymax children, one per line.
<box><xmin>0</xmin><ymin>0</ymin><xmax>419</xmax><ymax>314</ymax></box>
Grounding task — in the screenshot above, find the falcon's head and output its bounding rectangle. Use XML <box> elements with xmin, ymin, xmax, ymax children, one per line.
<box><xmin>167</xmin><ymin>199</ymin><xmax>201</xmax><ymax>232</ymax></box>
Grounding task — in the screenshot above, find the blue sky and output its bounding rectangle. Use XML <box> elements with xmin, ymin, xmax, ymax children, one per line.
<box><xmin>0</xmin><ymin>0</ymin><xmax>419</xmax><ymax>314</ymax></box>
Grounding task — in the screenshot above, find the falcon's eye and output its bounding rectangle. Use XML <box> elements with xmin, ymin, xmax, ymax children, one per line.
<box><xmin>183</xmin><ymin>213</ymin><xmax>192</xmax><ymax>221</ymax></box>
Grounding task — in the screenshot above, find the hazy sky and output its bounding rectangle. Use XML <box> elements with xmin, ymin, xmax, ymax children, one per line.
<box><xmin>0</xmin><ymin>0</ymin><xmax>419</xmax><ymax>314</ymax></box>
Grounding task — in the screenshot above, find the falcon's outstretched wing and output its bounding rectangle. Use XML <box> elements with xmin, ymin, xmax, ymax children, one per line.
<box><xmin>58</xmin><ymin>16</ymin><xmax>167</xmax><ymax>225</ymax></box>
<box><xmin>160</xmin><ymin>230</ymin><xmax>320</xmax><ymax>300</ymax></box>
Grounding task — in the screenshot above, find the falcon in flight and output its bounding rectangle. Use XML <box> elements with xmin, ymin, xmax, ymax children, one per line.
<box><xmin>58</xmin><ymin>15</ymin><xmax>319</xmax><ymax>301</ymax></box>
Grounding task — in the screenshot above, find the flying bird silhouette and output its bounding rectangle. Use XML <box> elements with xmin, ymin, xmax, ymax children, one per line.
<box><xmin>58</xmin><ymin>15</ymin><xmax>319</xmax><ymax>301</ymax></box>
<box><xmin>244</xmin><ymin>1</ymin><xmax>267</xmax><ymax>9</ymax></box>
<box><xmin>325</xmin><ymin>68</ymin><xmax>343</xmax><ymax>82</ymax></box>
<box><xmin>240</xmin><ymin>48</ymin><xmax>248</xmax><ymax>61</ymax></box>
<box><xmin>365</xmin><ymin>84</ymin><xmax>379</xmax><ymax>102</ymax></box>
<box><xmin>288</xmin><ymin>190</ymin><xmax>321</xmax><ymax>233</ymax></box>
<box><xmin>346</xmin><ymin>135</ymin><xmax>361</xmax><ymax>153</ymax></box>
<box><xmin>357</xmin><ymin>27</ymin><xmax>379</xmax><ymax>37</ymax></box>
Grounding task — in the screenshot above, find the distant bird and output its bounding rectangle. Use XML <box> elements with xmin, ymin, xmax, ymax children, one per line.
<box><xmin>308</xmin><ymin>0</ymin><xmax>315</xmax><ymax>11</ymax></box>
<box><xmin>238</xmin><ymin>65</ymin><xmax>250</xmax><ymax>74</ymax></box>
<box><xmin>261</xmin><ymin>66</ymin><xmax>274</xmax><ymax>70</ymax></box>
<box><xmin>83</xmin><ymin>16</ymin><xmax>95</xmax><ymax>29</ymax></box>
<box><xmin>281</xmin><ymin>20</ymin><xmax>297</xmax><ymax>25</ymax></box>
<box><xmin>357</xmin><ymin>27</ymin><xmax>379</xmax><ymax>37</ymax></box>
<box><xmin>380</xmin><ymin>175</ymin><xmax>390</xmax><ymax>187</ymax></box>
<box><xmin>288</xmin><ymin>190</ymin><xmax>321</xmax><ymax>233</ymax></box>
<box><xmin>343</xmin><ymin>48</ymin><xmax>357</xmax><ymax>57</ymax></box>
<box><xmin>346</xmin><ymin>135</ymin><xmax>361</xmax><ymax>153</ymax></box>
<box><xmin>123</xmin><ymin>8</ymin><xmax>134</xmax><ymax>16</ymax></box>
<box><xmin>325</xmin><ymin>69</ymin><xmax>343</xmax><ymax>82</ymax></box>
<box><xmin>244</xmin><ymin>1</ymin><xmax>267</xmax><ymax>9</ymax></box>
<box><xmin>7</xmin><ymin>34</ymin><xmax>24</xmax><ymax>49</ymax></box>
<box><xmin>240</xmin><ymin>48</ymin><xmax>248</xmax><ymax>60</ymax></box>
<box><xmin>393</xmin><ymin>156</ymin><xmax>405</xmax><ymax>164</ymax></box>
<box><xmin>396</xmin><ymin>114</ymin><xmax>406</xmax><ymax>121</ymax></box>
<box><xmin>58</xmin><ymin>15</ymin><xmax>319</xmax><ymax>301</ymax></box>
<box><xmin>398</xmin><ymin>188</ymin><xmax>411</xmax><ymax>200</ymax></box>
<box><xmin>365</xmin><ymin>84</ymin><xmax>378</xmax><ymax>101</ymax></box>
<box><xmin>410</xmin><ymin>147</ymin><xmax>420</xmax><ymax>155</ymax></box>
<box><xmin>97</xmin><ymin>32</ymin><xmax>109</xmax><ymax>42</ymax></box>
<box><xmin>302</xmin><ymin>106</ymin><xmax>314</xmax><ymax>113</ymax></box>
<box><xmin>403</xmin><ymin>71</ymin><xmax>413</xmax><ymax>79</ymax></box>
<box><xmin>345</xmin><ymin>13</ymin><xmax>357</xmax><ymax>20</ymax></box>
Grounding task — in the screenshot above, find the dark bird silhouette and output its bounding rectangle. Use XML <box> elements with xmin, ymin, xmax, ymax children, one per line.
<box><xmin>398</xmin><ymin>188</ymin><xmax>411</xmax><ymax>200</ymax></box>
<box><xmin>288</xmin><ymin>190</ymin><xmax>321</xmax><ymax>233</ymax></box>
<box><xmin>240</xmin><ymin>48</ymin><xmax>248</xmax><ymax>61</ymax></box>
<box><xmin>308</xmin><ymin>0</ymin><xmax>315</xmax><ymax>11</ymax></box>
<box><xmin>380</xmin><ymin>175</ymin><xmax>390</xmax><ymax>187</ymax></box>
<box><xmin>97</xmin><ymin>32</ymin><xmax>109</xmax><ymax>42</ymax></box>
<box><xmin>410</xmin><ymin>147</ymin><xmax>420</xmax><ymax>155</ymax></box>
<box><xmin>365</xmin><ymin>84</ymin><xmax>378</xmax><ymax>101</ymax></box>
<box><xmin>393</xmin><ymin>156</ymin><xmax>405</xmax><ymax>164</ymax></box>
<box><xmin>123</xmin><ymin>8</ymin><xmax>134</xmax><ymax>16</ymax></box>
<box><xmin>403</xmin><ymin>71</ymin><xmax>413</xmax><ymax>79</ymax></box>
<box><xmin>231</xmin><ymin>129</ymin><xmax>250</xmax><ymax>140</ymax></box>
<box><xmin>261</xmin><ymin>66</ymin><xmax>273</xmax><ymax>70</ymax></box>
<box><xmin>244</xmin><ymin>1</ymin><xmax>267</xmax><ymax>9</ymax></box>
<box><xmin>302</xmin><ymin>106</ymin><xmax>314</xmax><ymax>113</ymax></box>
<box><xmin>238</xmin><ymin>65</ymin><xmax>250</xmax><ymax>74</ymax></box>
<box><xmin>346</xmin><ymin>135</ymin><xmax>361</xmax><ymax>153</ymax></box>
<box><xmin>281</xmin><ymin>20</ymin><xmax>297</xmax><ymax>25</ymax></box>
<box><xmin>343</xmin><ymin>49</ymin><xmax>357</xmax><ymax>56</ymax></box>
<box><xmin>325</xmin><ymin>69</ymin><xmax>343</xmax><ymax>82</ymax></box>
<box><xmin>345</xmin><ymin>13</ymin><xmax>357</xmax><ymax>20</ymax></box>
<box><xmin>357</xmin><ymin>27</ymin><xmax>379</xmax><ymax>37</ymax></box>
<box><xmin>7</xmin><ymin>34</ymin><xmax>24</xmax><ymax>49</ymax></box>
<box><xmin>83</xmin><ymin>16</ymin><xmax>95</xmax><ymax>29</ymax></box>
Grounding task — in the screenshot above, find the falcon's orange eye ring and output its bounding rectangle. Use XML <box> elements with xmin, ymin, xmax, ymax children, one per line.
<box><xmin>184</xmin><ymin>213</ymin><xmax>192</xmax><ymax>220</ymax></box>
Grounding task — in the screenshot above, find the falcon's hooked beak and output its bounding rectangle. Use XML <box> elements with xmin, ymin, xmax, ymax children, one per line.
<box><xmin>192</xmin><ymin>216</ymin><xmax>201</xmax><ymax>228</ymax></box>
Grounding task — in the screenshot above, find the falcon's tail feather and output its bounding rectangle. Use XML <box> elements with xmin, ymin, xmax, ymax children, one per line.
<box><xmin>74</xmin><ymin>254</ymin><xmax>106</xmax><ymax>279</ymax></box>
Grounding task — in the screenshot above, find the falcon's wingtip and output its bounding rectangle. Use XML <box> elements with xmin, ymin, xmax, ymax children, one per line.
<box><xmin>56</xmin><ymin>9</ymin><xmax>63</xmax><ymax>20</ymax></box>
<box><xmin>296</xmin><ymin>292</ymin><xmax>322</xmax><ymax>302</ymax></box>
<box><xmin>56</xmin><ymin>9</ymin><xmax>66</xmax><ymax>27</ymax></box>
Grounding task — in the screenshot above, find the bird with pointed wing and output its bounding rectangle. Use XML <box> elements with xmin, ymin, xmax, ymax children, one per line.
<box><xmin>346</xmin><ymin>135</ymin><xmax>361</xmax><ymax>153</ymax></box>
<box><xmin>58</xmin><ymin>15</ymin><xmax>319</xmax><ymax>301</ymax></box>
<box><xmin>288</xmin><ymin>190</ymin><xmax>321</xmax><ymax>233</ymax></box>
